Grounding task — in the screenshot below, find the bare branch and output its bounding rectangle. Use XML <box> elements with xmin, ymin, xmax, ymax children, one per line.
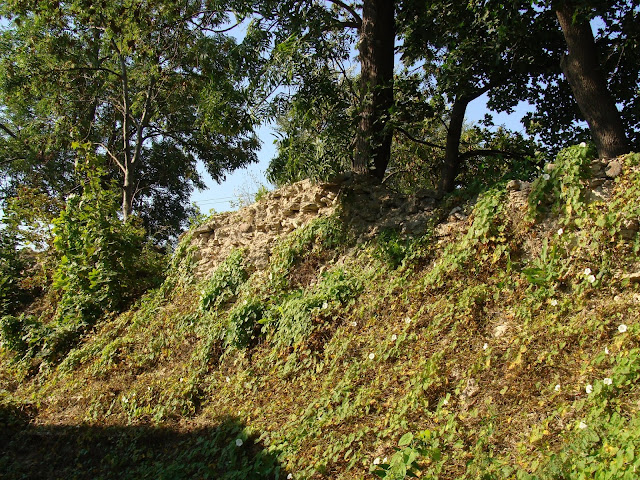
<box><xmin>96</xmin><ymin>142</ymin><xmax>125</xmax><ymax>172</ymax></box>
<box><xmin>0</xmin><ymin>122</ymin><xmax>17</xmax><ymax>139</ymax></box>
<box><xmin>326</xmin><ymin>0</ymin><xmax>362</xmax><ymax>28</ymax></box>
<box><xmin>396</xmin><ymin>126</ymin><xmax>446</xmax><ymax>150</ymax></box>
<box><xmin>457</xmin><ymin>149</ymin><xmax>524</xmax><ymax>163</ymax></box>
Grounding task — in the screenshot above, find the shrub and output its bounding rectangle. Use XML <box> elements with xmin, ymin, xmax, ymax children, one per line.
<box><xmin>0</xmin><ymin>229</ymin><xmax>35</xmax><ymax>317</ymax></box>
<box><xmin>528</xmin><ymin>143</ymin><xmax>596</xmax><ymax>221</ymax></box>
<box><xmin>1</xmin><ymin>160</ymin><xmax>165</xmax><ymax>363</ymax></box>
<box><xmin>374</xmin><ymin>229</ymin><xmax>409</xmax><ymax>269</ymax></box>
<box><xmin>225</xmin><ymin>298</ymin><xmax>266</xmax><ymax>349</ymax></box>
<box><xmin>200</xmin><ymin>249</ymin><xmax>248</xmax><ymax>311</ymax></box>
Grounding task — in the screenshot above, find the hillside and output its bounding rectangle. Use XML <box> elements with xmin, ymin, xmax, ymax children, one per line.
<box><xmin>2</xmin><ymin>146</ymin><xmax>640</xmax><ymax>479</ymax></box>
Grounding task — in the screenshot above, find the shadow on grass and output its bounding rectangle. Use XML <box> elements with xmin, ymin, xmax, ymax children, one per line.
<box><xmin>0</xmin><ymin>405</ymin><xmax>288</xmax><ymax>480</ymax></box>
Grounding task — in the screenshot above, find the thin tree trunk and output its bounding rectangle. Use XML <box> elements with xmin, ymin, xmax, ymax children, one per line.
<box><xmin>438</xmin><ymin>97</ymin><xmax>470</xmax><ymax>195</ymax></box>
<box><xmin>353</xmin><ymin>0</ymin><xmax>395</xmax><ymax>181</ymax></box>
<box><xmin>119</xmin><ymin>51</ymin><xmax>133</xmax><ymax>221</ymax></box>
<box><xmin>122</xmin><ymin>166</ymin><xmax>134</xmax><ymax>221</ymax></box>
<box><xmin>555</xmin><ymin>3</ymin><xmax>629</xmax><ymax>158</ymax></box>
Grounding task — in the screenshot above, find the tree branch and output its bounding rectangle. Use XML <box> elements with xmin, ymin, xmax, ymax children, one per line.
<box><xmin>330</xmin><ymin>20</ymin><xmax>361</xmax><ymax>30</ymax></box>
<box><xmin>96</xmin><ymin>142</ymin><xmax>125</xmax><ymax>172</ymax></box>
<box><xmin>47</xmin><ymin>66</ymin><xmax>121</xmax><ymax>78</ymax></box>
<box><xmin>0</xmin><ymin>122</ymin><xmax>17</xmax><ymax>139</ymax></box>
<box><xmin>457</xmin><ymin>149</ymin><xmax>524</xmax><ymax>163</ymax></box>
<box><xmin>326</xmin><ymin>0</ymin><xmax>362</xmax><ymax>28</ymax></box>
<box><xmin>396</xmin><ymin>126</ymin><xmax>445</xmax><ymax>150</ymax></box>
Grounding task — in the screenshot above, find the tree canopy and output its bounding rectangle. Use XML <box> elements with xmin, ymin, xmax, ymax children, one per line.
<box><xmin>1</xmin><ymin>0</ymin><xmax>638</xmax><ymax>236</ymax></box>
<box><xmin>0</xmin><ymin>0</ymin><xmax>260</xmax><ymax>242</ymax></box>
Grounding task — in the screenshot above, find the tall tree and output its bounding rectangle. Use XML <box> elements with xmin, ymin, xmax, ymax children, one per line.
<box><xmin>520</xmin><ymin>1</ymin><xmax>638</xmax><ymax>156</ymax></box>
<box><xmin>353</xmin><ymin>0</ymin><xmax>395</xmax><ymax>180</ymax></box>
<box><xmin>254</xmin><ymin>0</ymin><xmax>396</xmax><ymax>181</ymax></box>
<box><xmin>553</xmin><ymin>0</ymin><xmax>630</xmax><ymax>158</ymax></box>
<box><xmin>398</xmin><ymin>0</ymin><xmax>558</xmax><ymax>193</ymax></box>
<box><xmin>0</xmin><ymin>0</ymin><xmax>259</xmax><ymax>239</ymax></box>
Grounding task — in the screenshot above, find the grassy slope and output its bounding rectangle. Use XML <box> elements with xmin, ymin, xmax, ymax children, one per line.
<box><xmin>2</xmin><ymin>148</ymin><xmax>640</xmax><ymax>479</ymax></box>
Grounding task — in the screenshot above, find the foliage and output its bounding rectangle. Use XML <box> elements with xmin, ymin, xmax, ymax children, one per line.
<box><xmin>268</xmin><ymin>215</ymin><xmax>347</xmax><ymax>290</ymax></box>
<box><xmin>266</xmin><ymin>267</ymin><xmax>362</xmax><ymax>348</ymax></box>
<box><xmin>523</xmin><ymin>0</ymin><xmax>640</xmax><ymax>154</ymax></box>
<box><xmin>0</xmin><ymin>228</ymin><xmax>38</xmax><ymax>317</ymax></box>
<box><xmin>528</xmin><ymin>143</ymin><xmax>597</xmax><ymax>220</ymax></box>
<box><xmin>226</xmin><ymin>298</ymin><xmax>267</xmax><ymax>350</ymax></box>
<box><xmin>201</xmin><ymin>249</ymin><xmax>249</xmax><ymax>312</ymax></box>
<box><xmin>267</xmin><ymin>65</ymin><xmax>357</xmax><ymax>186</ymax></box>
<box><xmin>374</xmin><ymin>229</ymin><xmax>410</xmax><ymax>269</ymax></box>
<box><xmin>0</xmin><ymin>161</ymin><xmax>165</xmax><ymax>363</ymax></box>
<box><xmin>0</xmin><ymin>0</ymin><xmax>260</xmax><ymax>240</ymax></box>
<box><xmin>372</xmin><ymin>431</ymin><xmax>443</xmax><ymax>479</ymax></box>
<box><xmin>52</xmin><ymin>163</ymin><xmax>164</xmax><ymax>322</ymax></box>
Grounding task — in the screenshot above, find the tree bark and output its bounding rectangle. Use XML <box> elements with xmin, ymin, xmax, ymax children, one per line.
<box><xmin>438</xmin><ymin>96</ymin><xmax>470</xmax><ymax>195</ymax></box>
<box><xmin>353</xmin><ymin>0</ymin><xmax>395</xmax><ymax>181</ymax></box>
<box><xmin>555</xmin><ymin>3</ymin><xmax>629</xmax><ymax>158</ymax></box>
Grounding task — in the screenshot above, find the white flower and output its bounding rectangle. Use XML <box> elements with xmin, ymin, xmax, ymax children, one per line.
<box><xmin>584</xmin><ymin>267</ymin><xmax>592</xmax><ymax>276</ymax></box>
<box><xmin>226</xmin><ymin>376</ymin><xmax>230</xmax><ymax>383</ymax></box>
<box><xmin>351</xmin><ymin>321</ymin><xmax>357</xmax><ymax>327</ymax></box>
<box><xmin>405</xmin><ymin>316</ymin><xmax>411</xmax><ymax>324</ymax></box>
<box><xmin>122</xmin><ymin>396</ymin><xmax>128</xmax><ymax>404</ymax></box>
<box><xmin>483</xmin><ymin>343</ymin><xmax>488</xmax><ymax>350</ymax></box>
<box><xmin>235</xmin><ymin>438</ymin><xmax>243</xmax><ymax>447</ymax></box>
<box><xmin>369</xmin><ymin>353</ymin><xmax>375</xmax><ymax>360</ymax></box>
<box><xmin>287</xmin><ymin>475</ymin><xmax>293</xmax><ymax>480</ymax></box>
<box><xmin>550</xmin><ymin>299</ymin><xmax>558</xmax><ymax>307</ymax></box>
<box><xmin>586</xmin><ymin>384</ymin><xmax>593</xmax><ymax>394</ymax></box>
<box><xmin>605</xmin><ymin>347</ymin><xmax>610</xmax><ymax>355</ymax></box>
<box><xmin>557</xmin><ymin>228</ymin><xmax>564</xmax><ymax>236</ymax></box>
<box><xmin>322</xmin><ymin>301</ymin><xmax>329</xmax><ymax>309</ymax></box>
<box><xmin>442</xmin><ymin>398</ymin><xmax>449</xmax><ymax>406</ymax></box>
<box><xmin>579</xmin><ymin>421</ymin><xmax>587</xmax><ymax>429</ymax></box>
<box><xmin>373</xmin><ymin>457</ymin><xmax>381</xmax><ymax>465</ymax></box>
<box><xmin>542</xmin><ymin>173</ymin><xmax>550</xmax><ymax>181</ymax></box>
<box><xmin>587</xmin><ymin>274</ymin><xmax>596</xmax><ymax>284</ymax></box>
<box><xmin>603</xmin><ymin>378</ymin><xmax>613</xmax><ymax>385</ymax></box>
<box><xmin>554</xmin><ymin>384</ymin><xmax>561</xmax><ymax>392</ymax></box>
<box><xmin>383</xmin><ymin>457</ymin><xmax>388</xmax><ymax>463</ymax></box>
<box><xmin>579</xmin><ymin>142</ymin><xmax>586</xmax><ymax>148</ymax></box>
<box><xmin>391</xmin><ymin>334</ymin><xmax>398</xmax><ymax>341</ymax></box>
<box><xmin>618</xmin><ymin>324</ymin><xmax>628</xmax><ymax>333</ymax></box>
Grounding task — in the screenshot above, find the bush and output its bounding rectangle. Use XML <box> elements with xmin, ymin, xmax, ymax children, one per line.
<box><xmin>200</xmin><ymin>249</ymin><xmax>248</xmax><ymax>311</ymax></box>
<box><xmin>0</xmin><ymin>229</ymin><xmax>35</xmax><ymax>317</ymax></box>
<box><xmin>226</xmin><ymin>298</ymin><xmax>266</xmax><ymax>349</ymax></box>
<box><xmin>49</xmin><ymin>167</ymin><xmax>164</xmax><ymax>358</ymax></box>
<box><xmin>1</xmin><ymin>161</ymin><xmax>165</xmax><ymax>363</ymax></box>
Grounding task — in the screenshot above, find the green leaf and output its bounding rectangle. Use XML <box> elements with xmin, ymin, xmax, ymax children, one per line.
<box><xmin>398</xmin><ymin>432</ymin><xmax>414</xmax><ymax>447</ymax></box>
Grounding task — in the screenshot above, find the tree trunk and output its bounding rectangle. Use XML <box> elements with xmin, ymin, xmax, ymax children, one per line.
<box><xmin>122</xmin><ymin>165</ymin><xmax>134</xmax><ymax>221</ymax></box>
<box><xmin>438</xmin><ymin>97</ymin><xmax>470</xmax><ymax>195</ymax></box>
<box><xmin>353</xmin><ymin>0</ymin><xmax>395</xmax><ymax>181</ymax></box>
<box><xmin>555</xmin><ymin>3</ymin><xmax>629</xmax><ymax>158</ymax></box>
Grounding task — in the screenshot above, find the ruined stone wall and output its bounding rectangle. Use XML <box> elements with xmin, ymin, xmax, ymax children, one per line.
<box><xmin>190</xmin><ymin>179</ymin><xmax>341</xmax><ymax>276</ymax></box>
<box><xmin>189</xmin><ymin>175</ymin><xmax>441</xmax><ymax>278</ymax></box>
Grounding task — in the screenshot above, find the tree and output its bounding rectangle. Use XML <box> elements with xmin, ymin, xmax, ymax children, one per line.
<box><xmin>397</xmin><ymin>0</ymin><xmax>557</xmax><ymax>193</ymax></box>
<box><xmin>253</xmin><ymin>0</ymin><xmax>395</xmax><ymax>181</ymax></box>
<box><xmin>520</xmin><ymin>1</ymin><xmax>638</xmax><ymax>156</ymax></box>
<box><xmin>0</xmin><ymin>0</ymin><xmax>259</xmax><ymax>240</ymax></box>
<box><xmin>353</xmin><ymin>0</ymin><xmax>395</xmax><ymax>180</ymax></box>
<box><xmin>553</xmin><ymin>0</ymin><xmax>630</xmax><ymax>158</ymax></box>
